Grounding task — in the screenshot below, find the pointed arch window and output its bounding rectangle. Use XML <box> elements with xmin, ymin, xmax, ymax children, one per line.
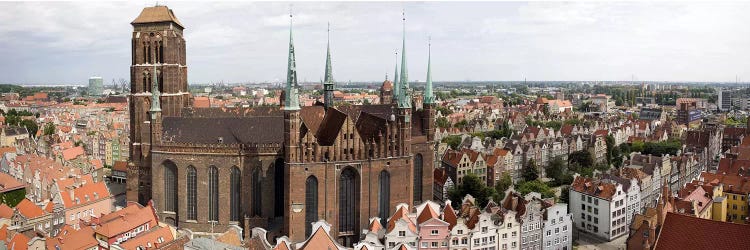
<box><xmin>186</xmin><ymin>166</ymin><xmax>197</xmax><ymax>220</ymax></box>
<box><xmin>274</xmin><ymin>159</ymin><xmax>285</xmax><ymax>217</ymax></box>
<box><xmin>339</xmin><ymin>167</ymin><xmax>360</xmax><ymax>245</ymax></box>
<box><xmin>378</xmin><ymin>170</ymin><xmax>391</xmax><ymax>225</ymax></box>
<box><xmin>208</xmin><ymin>166</ymin><xmax>219</xmax><ymax>222</ymax></box>
<box><xmin>305</xmin><ymin>176</ymin><xmax>318</xmax><ymax>238</ymax></box>
<box><xmin>414</xmin><ymin>153</ymin><xmax>424</xmax><ymax>203</ymax></box>
<box><xmin>252</xmin><ymin>168</ymin><xmax>262</xmax><ymax>216</ymax></box>
<box><xmin>163</xmin><ymin>161</ymin><xmax>177</xmax><ymax>213</ymax></box>
<box><xmin>230</xmin><ymin>166</ymin><xmax>241</xmax><ymax>221</ymax></box>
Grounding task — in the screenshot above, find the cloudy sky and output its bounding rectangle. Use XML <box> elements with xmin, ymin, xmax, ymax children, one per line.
<box><xmin>0</xmin><ymin>1</ymin><xmax>749</xmax><ymax>85</ymax></box>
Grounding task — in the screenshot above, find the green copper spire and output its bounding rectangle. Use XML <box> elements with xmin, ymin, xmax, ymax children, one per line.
<box><xmin>323</xmin><ymin>23</ymin><xmax>334</xmax><ymax>110</ymax></box>
<box><xmin>392</xmin><ymin>50</ymin><xmax>399</xmax><ymax>102</ymax></box>
<box><xmin>284</xmin><ymin>12</ymin><xmax>300</xmax><ymax>111</ymax></box>
<box><xmin>398</xmin><ymin>11</ymin><xmax>411</xmax><ymax>109</ymax></box>
<box><xmin>424</xmin><ymin>37</ymin><xmax>434</xmax><ymax>104</ymax></box>
<box><xmin>149</xmin><ymin>64</ymin><xmax>161</xmax><ymax>113</ymax></box>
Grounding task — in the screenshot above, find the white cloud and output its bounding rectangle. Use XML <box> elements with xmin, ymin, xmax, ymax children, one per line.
<box><xmin>0</xmin><ymin>1</ymin><xmax>748</xmax><ymax>84</ymax></box>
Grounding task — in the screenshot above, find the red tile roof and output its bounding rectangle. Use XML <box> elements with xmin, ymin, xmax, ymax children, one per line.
<box><xmin>297</xmin><ymin>226</ymin><xmax>339</xmax><ymax>250</ymax></box>
<box><xmin>0</xmin><ymin>172</ymin><xmax>24</xmax><ymax>193</ymax></box>
<box><xmin>62</xmin><ymin>146</ymin><xmax>84</xmax><ymax>161</ymax></box>
<box><xmin>570</xmin><ymin>176</ymin><xmax>617</xmax><ymax>201</ymax></box>
<box><xmin>15</xmin><ymin>198</ymin><xmax>44</xmax><ymax>219</ymax></box>
<box><xmin>46</xmin><ymin>226</ymin><xmax>98</xmax><ymax>250</ymax></box>
<box><xmin>8</xmin><ymin>232</ymin><xmax>29</xmax><ymax>250</ymax></box>
<box><xmin>0</xmin><ymin>204</ymin><xmax>12</xmax><ymax>219</ymax></box>
<box><xmin>59</xmin><ymin>181</ymin><xmax>111</xmax><ymax>209</ymax></box>
<box><xmin>118</xmin><ymin>226</ymin><xmax>174</xmax><ymax>249</ymax></box>
<box><xmin>95</xmin><ymin>202</ymin><xmax>157</xmax><ymax>238</ymax></box>
<box><xmin>417</xmin><ymin>203</ymin><xmax>439</xmax><ymax>225</ymax></box>
<box><xmin>655</xmin><ymin>212</ymin><xmax>750</xmax><ymax>250</ymax></box>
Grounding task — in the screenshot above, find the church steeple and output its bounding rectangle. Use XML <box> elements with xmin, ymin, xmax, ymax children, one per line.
<box><xmin>392</xmin><ymin>50</ymin><xmax>399</xmax><ymax>103</ymax></box>
<box><xmin>424</xmin><ymin>37</ymin><xmax>434</xmax><ymax>104</ymax></box>
<box><xmin>397</xmin><ymin>11</ymin><xmax>411</xmax><ymax>109</ymax></box>
<box><xmin>149</xmin><ymin>64</ymin><xmax>161</xmax><ymax>114</ymax></box>
<box><xmin>323</xmin><ymin>23</ymin><xmax>335</xmax><ymax>110</ymax></box>
<box><xmin>284</xmin><ymin>11</ymin><xmax>300</xmax><ymax>111</ymax></box>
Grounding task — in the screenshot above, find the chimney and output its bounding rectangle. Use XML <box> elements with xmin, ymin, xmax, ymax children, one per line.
<box><xmin>69</xmin><ymin>189</ymin><xmax>75</xmax><ymax>204</ymax></box>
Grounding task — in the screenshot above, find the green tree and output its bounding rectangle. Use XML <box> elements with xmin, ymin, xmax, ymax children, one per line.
<box><xmin>0</xmin><ymin>189</ymin><xmax>26</xmax><ymax>207</ymax></box>
<box><xmin>522</xmin><ymin>159</ymin><xmax>539</xmax><ymax>182</ymax></box>
<box><xmin>494</xmin><ymin>172</ymin><xmax>513</xmax><ymax>201</ymax></box>
<box><xmin>545</xmin><ymin>157</ymin><xmax>566</xmax><ymax>185</ymax></box>
<box><xmin>435</xmin><ymin>106</ymin><xmax>453</xmax><ymax>115</ymax></box>
<box><xmin>436</xmin><ymin>117</ymin><xmax>451</xmax><ymax>128</ymax></box>
<box><xmin>569</xmin><ymin>150</ymin><xmax>594</xmax><ymax>168</ymax></box>
<box><xmin>442</xmin><ymin>135</ymin><xmax>463</xmax><ymax>150</ymax></box>
<box><xmin>19</xmin><ymin>119</ymin><xmax>38</xmax><ymax>138</ymax></box>
<box><xmin>448</xmin><ymin>173</ymin><xmax>497</xmax><ymax>208</ymax></box>
<box><xmin>454</xmin><ymin>120</ymin><xmax>468</xmax><ymax>128</ymax></box>
<box><xmin>43</xmin><ymin>123</ymin><xmax>56</xmax><ymax>136</ymax></box>
<box><xmin>605</xmin><ymin>135</ymin><xmax>616</xmax><ymax>165</ymax></box>
<box><xmin>560</xmin><ymin>186</ymin><xmax>570</xmax><ymax>204</ymax></box>
<box><xmin>516</xmin><ymin>180</ymin><xmax>555</xmax><ymax>199</ymax></box>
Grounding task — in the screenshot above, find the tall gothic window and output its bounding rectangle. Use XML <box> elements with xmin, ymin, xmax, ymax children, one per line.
<box><xmin>208</xmin><ymin>166</ymin><xmax>219</xmax><ymax>222</ymax></box>
<box><xmin>305</xmin><ymin>176</ymin><xmax>318</xmax><ymax>238</ymax></box>
<box><xmin>230</xmin><ymin>166</ymin><xmax>241</xmax><ymax>221</ymax></box>
<box><xmin>186</xmin><ymin>166</ymin><xmax>197</xmax><ymax>221</ymax></box>
<box><xmin>146</xmin><ymin>43</ymin><xmax>152</xmax><ymax>64</ymax></box>
<box><xmin>163</xmin><ymin>161</ymin><xmax>177</xmax><ymax>213</ymax></box>
<box><xmin>274</xmin><ymin>158</ymin><xmax>284</xmax><ymax>217</ymax></box>
<box><xmin>378</xmin><ymin>170</ymin><xmax>391</xmax><ymax>225</ymax></box>
<box><xmin>158</xmin><ymin>41</ymin><xmax>164</xmax><ymax>63</ymax></box>
<box><xmin>252</xmin><ymin>168</ymin><xmax>262</xmax><ymax>216</ymax></box>
<box><xmin>339</xmin><ymin>167</ymin><xmax>359</xmax><ymax>246</ymax></box>
<box><xmin>414</xmin><ymin>153</ymin><xmax>424</xmax><ymax>203</ymax></box>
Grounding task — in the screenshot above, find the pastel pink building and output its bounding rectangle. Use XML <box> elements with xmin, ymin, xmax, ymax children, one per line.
<box><xmin>417</xmin><ymin>201</ymin><xmax>450</xmax><ymax>250</ymax></box>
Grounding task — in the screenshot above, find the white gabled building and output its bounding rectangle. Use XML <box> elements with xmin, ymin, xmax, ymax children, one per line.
<box><xmin>569</xmin><ymin>175</ymin><xmax>633</xmax><ymax>241</ymax></box>
<box><xmin>542</xmin><ymin>204</ymin><xmax>573</xmax><ymax>250</ymax></box>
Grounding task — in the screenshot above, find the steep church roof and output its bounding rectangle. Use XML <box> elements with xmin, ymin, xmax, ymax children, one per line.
<box><xmin>131</xmin><ymin>6</ymin><xmax>184</xmax><ymax>28</ymax></box>
<box><xmin>162</xmin><ymin>116</ymin><xmax>283</xmax><ymax>144</ymax></box>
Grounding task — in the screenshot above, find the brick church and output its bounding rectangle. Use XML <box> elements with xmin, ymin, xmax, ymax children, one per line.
<box><xmin>126</xmin><ymin>5</ymin><xmax>437</xmax><ymax>245</ymax></box>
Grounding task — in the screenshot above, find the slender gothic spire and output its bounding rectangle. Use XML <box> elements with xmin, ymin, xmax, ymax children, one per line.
<box><xmin>284</xmin><ymin>10</ymin><xmax>300</xmax><ymax>111</ymax></box>
<box><xmin>392</xmin><ymin>50</ymin><xmax>399</xmax><ymax>102</ymax></box>
<box><xmin>398</xmin><ymin>10</ymin><xmax>411</xmax><ymax>108</ymax></box>
<box><xmin>424</xmin><ymin>37</ymin><xmax>434</xmax><ymax>104</ymax></box>
<box><xmin>150</xmin><ymin>64</ymin><xmax>161</xmax><ymax>112</ymax></box>
<box><xmin>323</xmin><ymin>22</ymin><xmax>334</xmax><ymax>110</ymax></box>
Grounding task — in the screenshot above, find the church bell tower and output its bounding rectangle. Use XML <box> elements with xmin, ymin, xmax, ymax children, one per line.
<box><xmin>127</xmin><ymin>5</ymin><xmax>189</xmax><ymax>205</ymax></box>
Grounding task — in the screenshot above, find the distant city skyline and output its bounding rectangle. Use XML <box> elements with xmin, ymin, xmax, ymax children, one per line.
<box><xmin>0</xmin><ymin>1</ymin><xmax>749</xmax><ymax>85</ymax></box>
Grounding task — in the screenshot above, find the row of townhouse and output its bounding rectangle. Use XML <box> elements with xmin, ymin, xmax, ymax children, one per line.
<box><xmin>626</xmin><ymin>172</ymin><xmax>746</xmax><ymax>250</ymax></box>
<box><xmin>6</xmin><ymin>178</ymin><xmax>113</xmax><ymax>237</ymax></box>
<box><xmin>441</xmin><ymin>132</ymin><xmax>598</xmax><ymax>186</ymax></box>
<box><xmin>618</xmin><ymin>152</ymin><xmax>703</xmax><ymax>212</ymax></box>
<box><xmin>247</xmin><ymin>192</ymin><xmax>572</xmax><ymax>250</ymax></box>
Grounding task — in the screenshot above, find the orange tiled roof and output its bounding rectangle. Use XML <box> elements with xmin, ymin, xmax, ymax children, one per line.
<box><xmin>570</xmin><ymin>176</ymin><xmax>617</xmax><ymax>201</ymax></box>
<box><xmin>59</xmin><ymin>181</ymin><xmax>111</xmax><ymax>209</ymax></box>
<box><xmin>46</xmin><ymin>226</ymin><xmax>98</xmax><ymax>250</ymax></box>
<box><xmin>15</xmin><ymin>198</ymin><xmax>44</xmax><ymax>219</ymax></box>
<box><xmin>417</xmin><ymin>203</ymin><xmax>439</xmax><ymax>225</ymax></box>
<box><xmin>8</xmin><ymin>232</ymin><xmax>29</xmax><ymax>250</ymax></box>
<box><xmin>654</xmin><ymin>212</ymin><xmax>750</xmax><ymax>250</ymax></box>
<box><xmin>95</xmin><ymin>202</ymin><xmax>156</xmax><ymax>238</ymax></box>
<box><xmin>118</xmin><ymin>226</ymin><xmax>174</xmax><ymax>249</ymax></box>
<box><xmin>297</xmin><ymin>226</ymin><xmax>339</xmax><ymax>250</ymax></box>
<box><xmin>0</xmin><ymin>204</ymin><xmax>12</xmax><ymax>219</ymax></box>
<box><xmin>62</xmin><ymin>146</ymin><xmax>84</xmax><ymax>161</ymax></box>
